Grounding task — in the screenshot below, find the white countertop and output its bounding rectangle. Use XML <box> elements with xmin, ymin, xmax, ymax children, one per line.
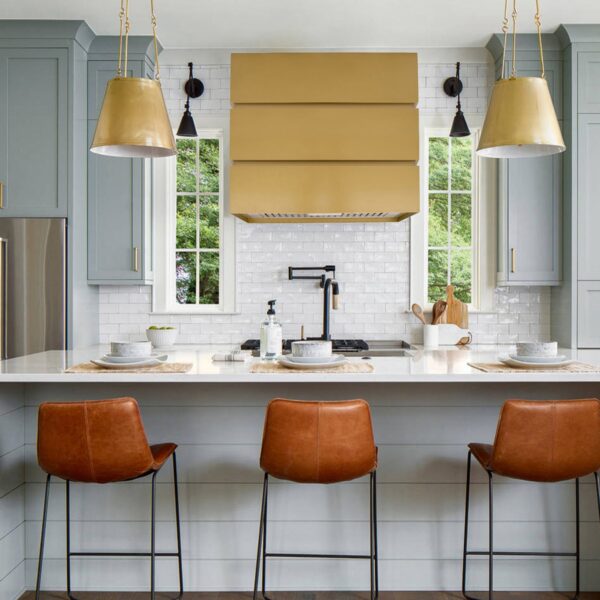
<box><xmin>0</xmin><ymin>344</ymin><xmax>599</xmax><ymax>383</ymax></box>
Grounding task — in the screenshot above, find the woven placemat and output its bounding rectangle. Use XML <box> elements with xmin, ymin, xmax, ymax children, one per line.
<box><xmin>250</xmin><ymin>360</ymin><xmax>374</xmax><ymax>374</ymax></box>
<box><xmin>65</xmin><ymin>361</ymin><xmax>193</xmax><ymax>374</ymax></box>
<box><xmin>469</xmin><ymin>361</ymin><xmax>600</xmax><ymax>374</ymax></box>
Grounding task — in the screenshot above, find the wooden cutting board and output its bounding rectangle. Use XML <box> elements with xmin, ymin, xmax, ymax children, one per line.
<box><xmin>445</xmin><ymin>285</ymin><xmax>468</xmax><ymax>329</ymax></box>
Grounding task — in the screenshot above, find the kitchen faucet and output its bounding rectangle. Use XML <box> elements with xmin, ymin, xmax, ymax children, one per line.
<box><xmin>288</xmin><ymin>265</ymin><xmax>340</xmax><ymax>340</ymax></box>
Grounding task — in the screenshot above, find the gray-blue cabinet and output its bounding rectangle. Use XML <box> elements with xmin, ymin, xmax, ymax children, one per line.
<box><xmin>87</xmin><ymin>37</ymin><xmax>156</xmax><ymax>284</ymax></box>
<box><xmin>489</xmin><ymin>34</ymin><xmax>563</xmax><ymax>286</ymax></box>
<box><xmin>0</xmin><ymin>47</ymin><xmax>68</xmax><ymax>217</ymax></box>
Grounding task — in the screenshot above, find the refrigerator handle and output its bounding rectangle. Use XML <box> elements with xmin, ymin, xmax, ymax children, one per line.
<box><xmin>0</xmin><ymin>239</ymin><xmax>6</xmax><ymax>360</ymax></box>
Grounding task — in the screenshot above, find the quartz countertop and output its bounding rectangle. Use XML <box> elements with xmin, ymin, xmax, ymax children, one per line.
<box><xmin>0</xmin><ymin>344</ymin><xmax>599</xmax><ymax>383</ymax></box>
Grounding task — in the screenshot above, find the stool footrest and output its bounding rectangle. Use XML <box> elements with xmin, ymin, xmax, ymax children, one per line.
<box><xmin>265</xmin><ymin>552</ymin><xmax>371</xmax><ymax>560</ymax></box>
<box><xmin>69</xmin><ymin>551</ymin><xmax>180</xmax><ymax>557</ymax></box>
<box><xmin>466</xmin><ymin>550</ymin><xmax>577</xmax><ymax>557</ymax></box>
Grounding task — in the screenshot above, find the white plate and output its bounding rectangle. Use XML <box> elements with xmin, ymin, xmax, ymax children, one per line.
<box><xmin>278</xmin><ymin>355</ymin><xmax>348</xmax><ymax>370</ymax></box>
<box><xmin>91</xmin><ymin>356</ymin><xmax>168</xmax><ymax>370</ymax></box>
<box><xmin>285</xmin><ymin>355</ymin><xmax>338</xmax><ymax>364</ymax></box>
<box><xmin>102</xmin><ymin>353</ymin><xmax>167</xmax><ymax>364</ymax></box>
<box><xmin>509</xmin><ymin>353</ymin><xmax>567</xmax><ymax>364</ymax></box>
<box><xmin>499</xmin><ymin>355</ymin><xmax>573</xmax><ymax>369</ymax></box>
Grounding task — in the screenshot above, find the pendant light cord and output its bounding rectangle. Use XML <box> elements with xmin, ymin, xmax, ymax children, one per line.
<box><xmin>511</xmin><ymin>0</ymin><xmax>518</xmax><ymax>78</ymax></box>
<box><xmin>455</xmin><ymin>62</ymin><xmax>462</xmax><ymax>112</ymax></box>
<box><xmin>123</xmin><ymin>0</ymin><xmax>130</xmax><ymax>77</ymax></box>
<box><xmin>535</xmin><ymin>0</ymin><xmax>545</xmax><ymax>78</ymax></box>
<box><xmin>150</xmin><ymin>0</ymin><xmax>161</xmax><ymax>80</ymax></box>
<box><xmin>500</xmin><ymin>0</ymin><xmax>509</xmax><ymax>79</ymax></box>
<box><xmin>117</xmin><ymin>0</ymin><xmax>125</xmax><ymax>76</ymax></box>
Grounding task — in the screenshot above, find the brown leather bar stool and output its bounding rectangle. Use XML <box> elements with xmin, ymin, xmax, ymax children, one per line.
<box><xmin>35</xmin><ymin>397</ymin><xmax>183</xmax><ymax>600</ymax></box>
<box><xmin>462</xmin><ymin>398</ymin><xmax>600</xmax><ymax>600</ymax></box>
<box><xmin>253</xmin><ymin>398</ymin><xmax>379</xmax><ymax>600</ymax></box>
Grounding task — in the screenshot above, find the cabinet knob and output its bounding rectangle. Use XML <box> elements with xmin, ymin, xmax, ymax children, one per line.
<box><xmin>133</xmin><ymin>247</ymin><xmax>139</xmax><ymax>272</ymax></box>
<box><xmin>0</xmin><ymin>182</ymin><xmax>4</xmax><ymax>209</ymax></box>
<box><xmin>511</xmin><ymin>247</ymin><xmax>517</xmax><ymax>273</ymax></box>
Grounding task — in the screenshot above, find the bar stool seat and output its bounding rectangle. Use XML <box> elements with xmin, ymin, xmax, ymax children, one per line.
<box><xmin>254</xmin><ymin>398</ymin><xmax>379</xmax><ymax>600</ymax></box>
<box><xmin>35</xmin><ymin>397</ymin><xmax>183</xmax><ymax>600</ymax></box>
<box><xmin>462</xmin><ymin>398</ymin><xmax>600</xmax><ymax>600</ymax></box>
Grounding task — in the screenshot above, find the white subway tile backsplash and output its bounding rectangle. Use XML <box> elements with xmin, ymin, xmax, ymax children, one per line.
<box><xmin>98</xmin><ymin>58</ymin><xmax>550</xmax><ymax>346</ymax></box>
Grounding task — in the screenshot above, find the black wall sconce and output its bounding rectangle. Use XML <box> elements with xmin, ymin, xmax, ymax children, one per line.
<box><xmin>177</xmin><ymin>62</ymin><xmax>204</xmax><ymax>137</ymax></box>
<box><xmin>443</xmin><ymin>62</ymin><xmax>470</xmax><ymax>138</ymax></box>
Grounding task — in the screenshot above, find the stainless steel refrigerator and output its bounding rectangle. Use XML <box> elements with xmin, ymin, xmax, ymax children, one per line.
<box><xmin>0</xmin><ymin>218</ymin><xmax>66</xmax><ymax>359</ymax></box>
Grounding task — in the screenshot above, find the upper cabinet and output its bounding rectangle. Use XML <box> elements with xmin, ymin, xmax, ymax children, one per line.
<box><xmin>87</xmin><ymin>37</ymin><xmax>156</xmax><ymax>284</ymax></box>
<box><xmin>0</xmin><ymin>46</ymin><xmax>69</xmax><ymax>216</ymax></box>
<box><xmin>488</xmin><ymin>34</ymin><xmax>563</xmax><ymax>286</ymax></box>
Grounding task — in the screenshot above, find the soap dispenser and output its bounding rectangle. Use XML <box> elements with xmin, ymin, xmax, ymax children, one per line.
<box><xmin>260</xmin><ymin>299</ymin><xmax>282</xmax><ymax>360</ymax></box>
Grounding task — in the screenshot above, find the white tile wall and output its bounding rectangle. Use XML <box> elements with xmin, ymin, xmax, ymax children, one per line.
<box><xmin>98</xmin><ymin>57</ymin><xmax>551</xmax><ymax>346</ymax></box>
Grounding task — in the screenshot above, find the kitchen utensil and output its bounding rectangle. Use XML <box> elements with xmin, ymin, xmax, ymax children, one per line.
<box><xmin>515</xmin><ymin>341</ymin><xmax>558</xmax><ymax>358</ymax></box>
<box><xmin>499</xmin><ymin>355</ymin><xmax>573</xmax><ymax>369</ymax></box>
<box><xmin>423</xmin><ymin>325</ymin><xmax>439</xmax><ymax>348</ymax></box>
<box><xmin>91</xmin><ymin>356</ymin><xmax>168</xmax><ymax>369</ymax></box>
<box><xmin>110</xmin><ymin>341</ymin><xmax>152</xmax><ymax>358</ymax></box>
<box><xmin>445</xmin><ymin>285</ymin><xmax>469</xmax><ymax>329</ymax></box>
<box><xmin>458</xmin><ymin>335</ymin><xmax>472</xmax><ymax>346</ymax></box>
<box><xmin>291</xmin><ymin>340</ymin><xmax>332</xmax><ymax>358</ymax></box>
<box><xmin>411</xmin><ymin>303</ymin><xmax>427</xmax><ymax>325</ymax></box>
<box><xmin>509</xmin><ymin>353</ymin><xmax>567</xmax><ymax>364</ymax></box>
<box><xmin>278</xmin><ymin>355</ymin><xmax>348</xmax><ymax>370</ymax></box>
<box><xmin>437</xmin><ymin>324</ymin><xmax>472</xmax><ymax>346</ymax></box>
<box><xmin>432</xmin><ymin>300</ymin><xmax>447</xmax><ymax>324</ymax></box>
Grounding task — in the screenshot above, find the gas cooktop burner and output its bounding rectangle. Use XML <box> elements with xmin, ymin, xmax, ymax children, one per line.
<box><xmin>240</xmin><ymin>339</ymin><xmax>369</xmax><ymax>353</ymax></box>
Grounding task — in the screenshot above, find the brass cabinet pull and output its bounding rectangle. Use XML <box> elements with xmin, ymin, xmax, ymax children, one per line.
<box><xmin>0</xmin><ymin>182</ymin><xmax>4</xmax><ymax>209</ymax></box>
<box><xmin>511</xmin><ymin>247</ymin><xmax>517</xmax><ymax>273</ymax></box>
<box><xmin>133</xmin><ymin>247</ymin><xmax>139</xmax><ymax>272</ymax></box>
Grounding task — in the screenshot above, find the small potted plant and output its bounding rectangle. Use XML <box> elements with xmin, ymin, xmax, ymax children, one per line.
<box><xmin>146</xmin><ymin>326</ymin><xmax>178</xmax><ymax>349</ymax></box>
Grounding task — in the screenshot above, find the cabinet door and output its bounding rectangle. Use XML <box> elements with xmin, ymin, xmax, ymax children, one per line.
<box><xmin>577</xmin><ymin>114</ymin><xmax>600</xmax><ymax>280</ymax></box>
<box><xmin>578</xmin><ymin>52</ymin><xmax>600</xmax><ymax>113</ymax></box>
<box><xmin>578</xmin><ymin>281</ymin><xmax>600</xmax><ymax>348</ymax></box>
<box><xmin>0</xmin><ymin>48</ymin><xmax>68</xmax><ymax>217</ymax></box>
<box><xmin>87</xmin><ymin>121</ymin><xmax>144</xmax><ymax>282</ymax></box>
<box><xmin>505</xmin><ymin>154</ymin><xmax>561</xmax><ymax>284</ymax></box>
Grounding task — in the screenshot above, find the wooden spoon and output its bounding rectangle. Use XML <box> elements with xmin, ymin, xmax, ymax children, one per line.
<box><xmin>411</xmin><ymin>303</ymin><xmax>427</xmax><ymax>325</ymax></box>
<box><xmin>432</xmin><ymin>300</ymin><xmax>447</xmax><ymax>324</ymax></box>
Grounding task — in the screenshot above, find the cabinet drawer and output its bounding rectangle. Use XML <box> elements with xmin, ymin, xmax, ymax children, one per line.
<box><xmin>578</xmin><ymin>281</ymin><xmax>600</xmax><ymax>348</ymax></box>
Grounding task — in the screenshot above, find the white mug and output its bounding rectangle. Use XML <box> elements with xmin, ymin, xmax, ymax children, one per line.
<box><xmin>423</xmin><ymin>324</ymin><xmax>439</xmax><ymax>348</ymax></box>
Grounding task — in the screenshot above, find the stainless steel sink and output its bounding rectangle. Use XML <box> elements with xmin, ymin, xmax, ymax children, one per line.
<box><xmin>338</xmin><ymin>340</ymin><xmax>415</xmax><ymax>358</ymax></box>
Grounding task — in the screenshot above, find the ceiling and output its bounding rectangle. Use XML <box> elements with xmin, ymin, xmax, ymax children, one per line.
<box><xmin>0</xmin><ymin>0</ymin><xmax>598</xmax><ymax>49</ymax></box>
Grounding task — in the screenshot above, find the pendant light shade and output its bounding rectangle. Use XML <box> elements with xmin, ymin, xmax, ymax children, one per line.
<box><xmin>90</xmin><ymin>0</ymin><xmax>176</xmax><ymax>159</ymax></box>
<box><xmin>477</xmin><ymin>0</ymin><xmax>565</xmax><ymax>159</ymax></box>
<box><xmin>177</xmin><ymin>109</ymin><xmax>198</xmax><ymax>137</ymax></box>
<box><xmin>91</xmin><ymin>77</ymin><xmax>176</xmax><ymax>158</ymax></box>
<box><xmin>478</xmin><ymin>77</ymin><xmax>564</xmax><ymax>158</ymax></box>
<box><xmin>450</xmin><ymin>110</ymin><xmax>471</xmax><ymax>138</ymax></box>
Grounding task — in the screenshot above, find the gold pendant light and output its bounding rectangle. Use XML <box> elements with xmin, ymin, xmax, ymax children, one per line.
<box><xmin>90</xmin><ymin>0</ymin><xmax>176</xmax><ymax>158</ymax></box>
<box><xmin>477</xmin><ymin>0</ymin><xmax>565</xmax><ymax>158</ymax></box>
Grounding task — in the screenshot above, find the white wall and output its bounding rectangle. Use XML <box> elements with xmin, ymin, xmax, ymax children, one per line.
<box><xmin>98</xmin><ymin>49</ymin><xmax>551</xmax><ymax>347</ymax></box>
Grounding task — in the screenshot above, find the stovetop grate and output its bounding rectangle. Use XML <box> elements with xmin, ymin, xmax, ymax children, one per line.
<box><xmin>240</xmin><ymin>339</ymin><xmax>369</xmax><ymax>352</ymax></box>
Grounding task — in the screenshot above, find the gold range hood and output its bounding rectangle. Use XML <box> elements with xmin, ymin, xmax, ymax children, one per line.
<box><xmin>230</xmin><ymin>53</ymin><xmax>420</xmax><ymax>223</ymax></box>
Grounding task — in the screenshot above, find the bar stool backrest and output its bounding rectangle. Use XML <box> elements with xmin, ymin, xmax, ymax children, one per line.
<box><xmin>260</xmin><ymin>398</ymin><xmax>377</xmax><ymax>484</ymax></box>
<box><xmin>37</xmin><ymin>397</ymin><xmax>155</xmax><ymax>483</ymax></box>
<box><xmin>491</xmin><ymin>398</ymin><xmax>600</xmax><ymax>482</ymax></box>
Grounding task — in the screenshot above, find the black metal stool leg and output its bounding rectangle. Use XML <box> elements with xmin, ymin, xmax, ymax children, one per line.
<box><xmin>253</xmin><ymin>473</ymin><xmax>268</xmax><ymax>600</ymax></box>
<box><xmin>488</xmin><ymin>471</ymin><xmax>494</xmax><ymax>600</ymax></box>
<box><xmin>461</xmin><ymin>451</ymin><xmax>476</xmax><ymax>600</ymax></box>
<box><xmin>261</xmin><ymin>474</ymin><xmax>269</xmax><ymax>598</ymax></box>
<box><xmin>574</xmin><ymin>478</ymin><xmax>580</xmax><ymax>600</ymax></box>
<box><xmin>66</xmin><ymin>480</ymin><xmax>79</xmax><ymax>600</ymax></box>
<box><xmin>150</xmin><ymin>471</ymin><xmax>157</xmax><ymax>600</ymax></box>
<box><xmin>369</xmin><ymin>472</ymin><xmax>376</xmax><ymax>600</ymax></box>
<box><xmin>172</xmin><ymin>452</ymin><xmax>184</xmax><ymax>599</ymax></box>
<box><xmin>595</xmin><ymin>472</ymin><xmax>600</xmax><ymax>521</ymax></box>
<box><xmin>373</xmin><ymin>470</ymin><xmax>379</xmax><ymax>599</ymax></box>
<box><xmin>35</xmin><ymin>474</ymin><xmax>51</xmax><ymax>600</ymax></box>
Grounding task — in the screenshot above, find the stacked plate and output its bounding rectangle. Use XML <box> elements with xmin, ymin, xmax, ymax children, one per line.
<box><xmin>499</xmin><ymin>341</ymin><xmax>572</xmax><ymax>369</ymax></box>
<box><xmin>277</xmin><ymin>355</ymin><xmax>348</xmax><ymax>370</ymax></box>
<box><xmin>91</xmin><ymin>352</ymin><xmax>168</xmax><ymax>370</ymax></box>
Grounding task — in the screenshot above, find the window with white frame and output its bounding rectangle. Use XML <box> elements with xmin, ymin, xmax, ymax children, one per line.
<box><xmin>153</xmin><ymin>120</ymin><xmax>236</xmax><ymax>314</ymax></box>
<box><xmin>411</xmin><ymin>117</ymin><xmax>495</xmax><ymax>311</ymax></box>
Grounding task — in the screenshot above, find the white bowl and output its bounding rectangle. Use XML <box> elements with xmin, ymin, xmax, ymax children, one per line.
<box><xmin>291</xmin><ymin>340</ymin><xmax>332</xmax><ymax>358</ymax></box>
<box><xmin>146</xmin><ymin>328</ymin><xmax>178</xmax><ymax>348</ymax></box>
<box><xmin>110</xmin><ymin>340</ymin><xmax>152</xmax><ymax>358</ymax></box>
<box><xmin>515</xmin><ymin>341</ymin><xmax>557</xmax><ymax>358</ymax></box>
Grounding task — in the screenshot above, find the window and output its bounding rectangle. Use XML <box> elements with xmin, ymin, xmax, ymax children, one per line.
<box><xmin>410</xmin><ymin>116</ymin><xmax>495</xmax><ymax>311</ymax></box>
<box><xmin>153</xmin><ymin>118</ymin><xmax>236</xmax><ymax>314</ymax></box>
<box><xmin>175</xmin><ymin>137</ymin><xmax>221</xmax><ymax>305</ymax></box>
<box><xmin>427</xmin><ymin>136</ymin><xmax>474</xmax><ymax>304</ymax></box>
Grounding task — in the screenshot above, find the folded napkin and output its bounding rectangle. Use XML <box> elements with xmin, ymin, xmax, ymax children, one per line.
<box><xmin>212</xmin><ymin>350</ymin><xmax>251</xmax><ymax>362</ymax></box>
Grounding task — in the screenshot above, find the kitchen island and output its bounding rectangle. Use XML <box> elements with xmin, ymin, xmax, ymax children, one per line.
<box><xmin>1</xmin><ymin>345</ymin><xmax>600</xmax><ymax>597</ymax></box>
